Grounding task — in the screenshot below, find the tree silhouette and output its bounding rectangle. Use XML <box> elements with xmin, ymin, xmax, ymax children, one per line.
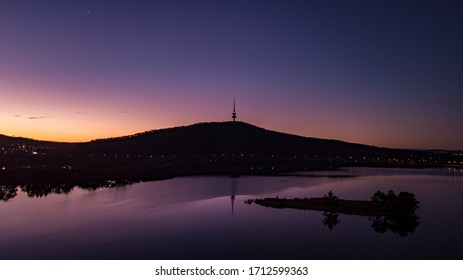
<box><xmin>369</xmin><ymin>190</ymin><xmax>420</xmax><ymax>236</ymax></box>
<box><xmin>323</xmin><ymin>191</ymin><xmax>339</xmax><ymax>206</ymax></box>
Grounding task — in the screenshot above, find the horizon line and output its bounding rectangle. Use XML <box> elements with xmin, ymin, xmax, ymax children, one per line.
<box><xmin>1</xmin><ymin>120</ymin><xmax>460</xmax><ymax>152</ymax></box>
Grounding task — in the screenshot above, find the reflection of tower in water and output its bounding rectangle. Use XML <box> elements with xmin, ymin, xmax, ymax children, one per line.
<box><xmin>230</xmin><ymin>178</ymin><xmax>237</xmax><ymax>217</ymax></box>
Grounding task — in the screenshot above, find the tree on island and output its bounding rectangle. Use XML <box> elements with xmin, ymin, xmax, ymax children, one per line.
<box><xmin>369</xmin><ymin>190</ymin><xmax>420</xmax><ymax>236</ymax></box>
<box><xmin>323</xmin><ymin>191</ymin><xmax>339</xmax><ymax>206</ymax></box>
<box><xmin>371</xmin><ymin>190</ymin><xmax>419</xmax><ymax>213</ymax></box>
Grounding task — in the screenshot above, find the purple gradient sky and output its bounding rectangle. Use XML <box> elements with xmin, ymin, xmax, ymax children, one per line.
<box><xmin>1</xmin><ymin>0</ymin><xmax>462</xmax><ymax>149</ymax></box>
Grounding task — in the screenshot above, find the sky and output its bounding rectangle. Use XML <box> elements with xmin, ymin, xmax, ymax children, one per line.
<box><xmin>1</xmin><ymin>0</ymin><xmax>462</xmax><ymax>149</ymax></box>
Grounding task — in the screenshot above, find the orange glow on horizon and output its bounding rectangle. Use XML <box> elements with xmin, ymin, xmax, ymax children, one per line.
<box><xmin>1</xmin><ymin>83</ymin><xmax>462</xmax><ymax>149</ymax></box>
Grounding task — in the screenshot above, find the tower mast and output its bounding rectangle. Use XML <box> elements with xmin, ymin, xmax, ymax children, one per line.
<box><xmin>232</xmin><ymin>97</ymin><xmax>237</xmax><ymax>122</ymax></box>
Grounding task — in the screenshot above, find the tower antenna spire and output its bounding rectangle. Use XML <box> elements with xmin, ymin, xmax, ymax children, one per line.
<box><xmin>232</xmin><ymin>97</ymin><xmax>237</xmax><ymax>122</ymax></box>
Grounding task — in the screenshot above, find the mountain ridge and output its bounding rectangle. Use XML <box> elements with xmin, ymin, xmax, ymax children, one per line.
<box><xmin>71</xmin><ymin>121</ymin><xmax>396</xmax><ymax>157</ymax></box>
<box><xmin>0</xmin><ymin>121</ymin><xmax>461</xmax><ymax>186</ymax></box>
<box><xmin>0</xmin><ymin>121</ymin><xmax>457</xmax><ymax>153</ymax></box>
<box><xmin>0</xmin><ymin>121</ymin><xmax>388</xmax><ymax>149</ymax></box>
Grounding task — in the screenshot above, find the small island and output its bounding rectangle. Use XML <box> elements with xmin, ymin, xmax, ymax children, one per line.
<box><xmin>247</xmin><ymin>190</ymin><xmax>420</xmax><ymax>236</ymax></box>
<box><xmin>247</xmin><ymin>190</ymin><xmax>419</xmax><ymax>216</ymax></box>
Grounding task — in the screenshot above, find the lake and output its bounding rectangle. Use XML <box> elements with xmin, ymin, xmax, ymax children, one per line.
<box><xmin>1</xmin><ymin>167</ymin><xmax>462</xmax><ymax>259</ymax></box>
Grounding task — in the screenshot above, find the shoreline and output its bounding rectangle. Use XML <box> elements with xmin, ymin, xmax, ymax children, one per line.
<box><xmin>249</xmin><ymin>197</ymin><xmax>408</xmax><ymax>216</ymax></box>
<box><xmin>248</xmin><ymin>190</ymin><xmax>420</xmax><ymax>217</ymax></box>
<box><xmin>1</xmin><ymin>163</ymin><xmax>461</xmax><ymax>186</ymax></box>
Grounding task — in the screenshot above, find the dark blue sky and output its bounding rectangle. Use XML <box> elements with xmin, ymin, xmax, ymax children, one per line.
<box><xmin>1</xmin><ymin>0</ymin><xmax>462</xmax><ymax>149</ymax></box>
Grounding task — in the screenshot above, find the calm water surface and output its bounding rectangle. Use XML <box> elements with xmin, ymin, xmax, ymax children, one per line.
<box><xmin>1</xmin><ymin>167</ymin><xmax>462</xmax><ymax>259</ymax></box>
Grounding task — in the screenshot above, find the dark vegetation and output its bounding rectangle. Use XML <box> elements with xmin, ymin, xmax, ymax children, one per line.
<box><xmin>247</xmin><ymin>190</ymin><xmax>420</xmax><ymax>236</ymax></box>
<box><xmin>1</xmin><ymin>121</ymin><xmax>461</xmax><ymax>187</ymax></box>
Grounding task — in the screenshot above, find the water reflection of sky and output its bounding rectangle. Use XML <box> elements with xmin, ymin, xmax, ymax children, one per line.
<box><xmin>303</xmin><ymin>166</ymin><xmax>463</xmax><ymax>178</ymax></box>
<box><xmin>0</xmin><ymin>167</ymin><xmax>462</xmax><ymax>259</ymax></box>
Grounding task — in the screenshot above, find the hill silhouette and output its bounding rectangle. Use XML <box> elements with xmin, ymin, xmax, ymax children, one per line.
<box><xmin>0</xmin><ymin>121</ymin><xmax>460</xmax><ymax>186</ymax></box>
<box><xmin>73</xmin><ymin>121</ymin><xmax>405</xmax><ymax>158</ymax></box>
<box><xmin>0</xmin><ymin>134</ymin><xmax>68</xmax><ymax>148</ymax></box>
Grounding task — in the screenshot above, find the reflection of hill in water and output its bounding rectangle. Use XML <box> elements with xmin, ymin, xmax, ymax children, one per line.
<box><xmin>0</xmin><ymin>176</ymin><xmax>321</xmax><ymax>204</ymax></box>
<box><xmin>0</xmin><ymin>180</ymin><xmax>125</xmax><ymax>201</ymax></box>
<box><xmin>0</xmin><ymin>175</ymin><xmax>422</xmax><ymax>237</ymax></box>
